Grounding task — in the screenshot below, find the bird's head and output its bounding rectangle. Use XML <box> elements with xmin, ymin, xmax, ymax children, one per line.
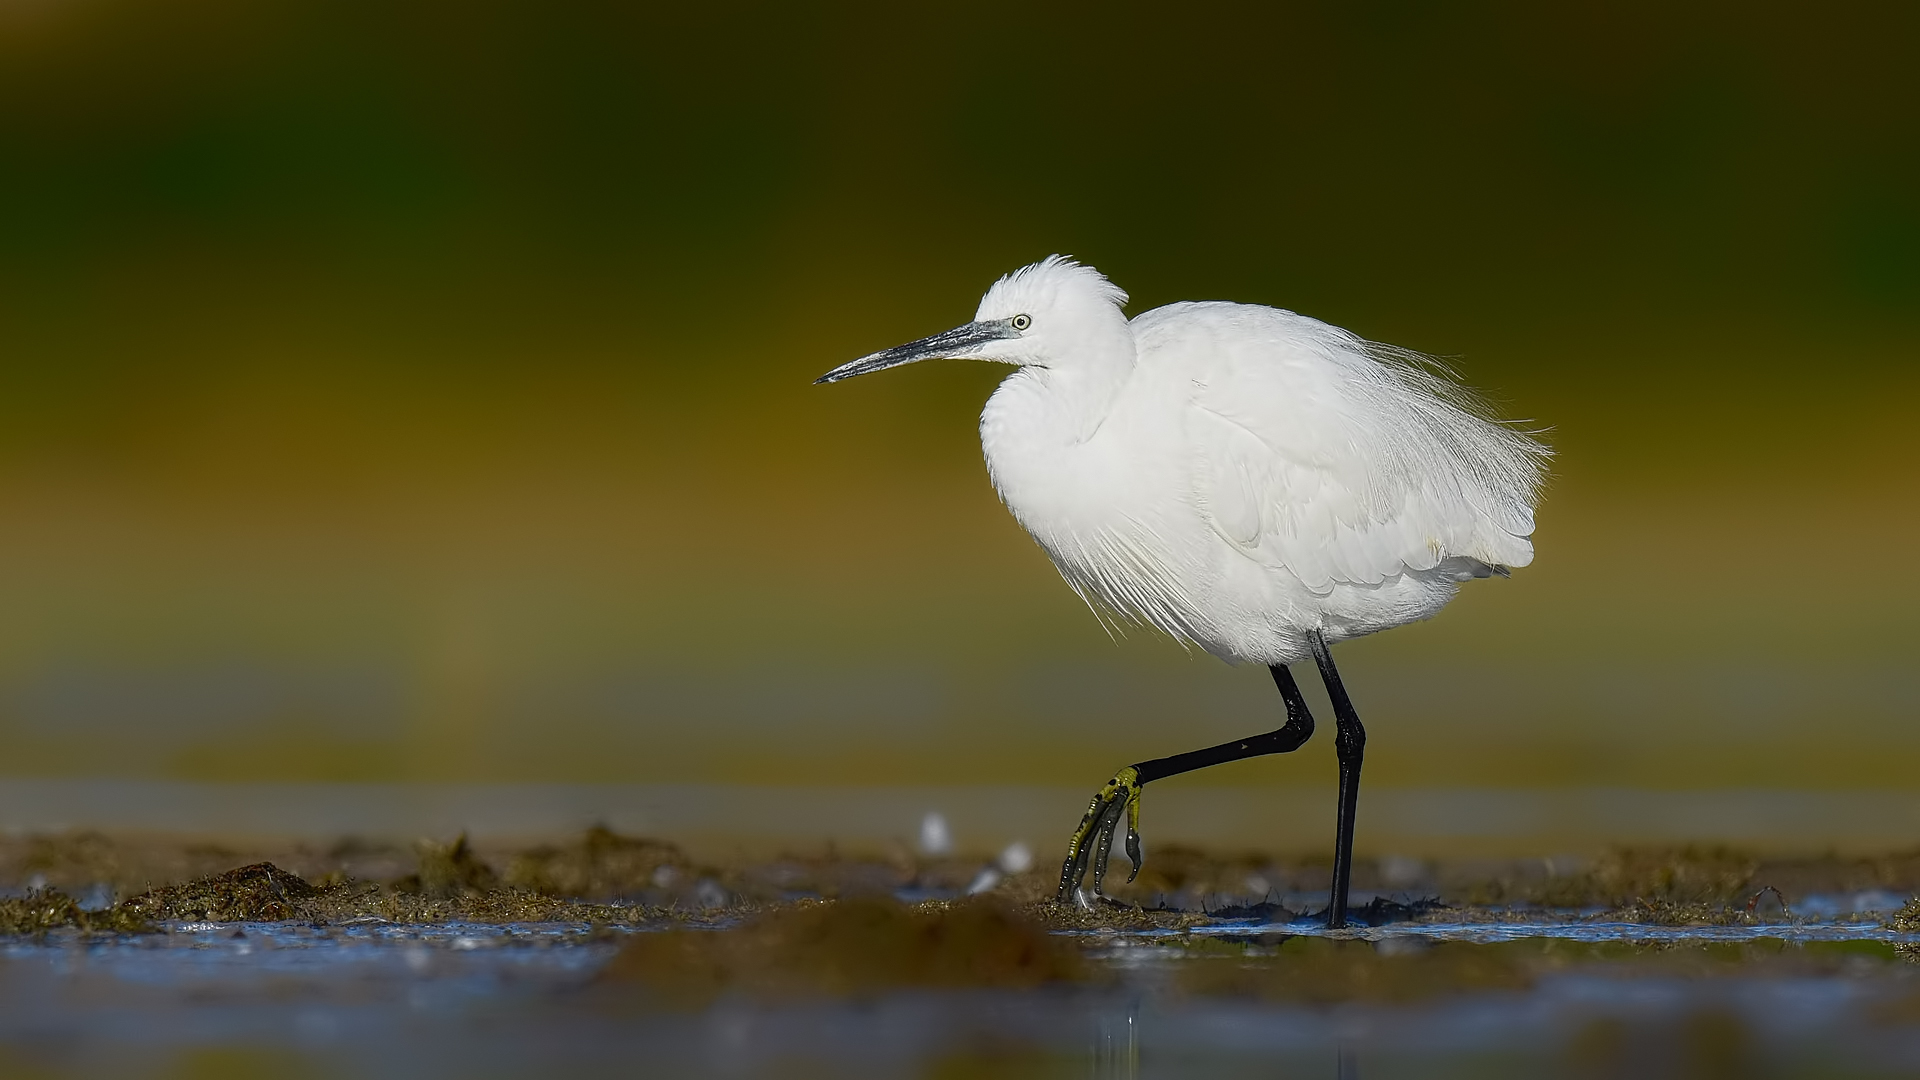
<box><xmin>815</xmin><ymin>255</ymin><xmax>1131</xmax><ymax>384</ymax></box>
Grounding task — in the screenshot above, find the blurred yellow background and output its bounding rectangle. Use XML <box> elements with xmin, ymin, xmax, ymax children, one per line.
<box><xmin>0</xmin><ymin>0</ymin><xmax>1914</xmax><ymax>806</ymax></box>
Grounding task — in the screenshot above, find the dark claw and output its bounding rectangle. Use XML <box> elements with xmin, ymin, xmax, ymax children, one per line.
<box><xmin>1089</xmin><ymin>796</ymin><xmax>1124</xmax><ymax>895</ymax></box>
<box><xmin>1056</xmin><ymin>795</ymin><xmax>1106</xmax><ymax>902</ymax></box>
<box><xmin>1055</xmin><ymin>766</ymin><xmax>1145</xmax><ymax>905</ymax></box>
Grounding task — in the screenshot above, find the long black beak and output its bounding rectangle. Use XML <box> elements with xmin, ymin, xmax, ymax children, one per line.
<box><xmin>814</xmin><ymin>320</ymin><xmax>1019</xmax><ymax>384</ymax></box>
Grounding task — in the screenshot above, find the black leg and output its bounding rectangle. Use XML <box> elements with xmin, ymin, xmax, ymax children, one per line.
<box><xmin>1309</xmin><ymin>629</ymin><xmax>1365</xmax><ymax>929</ymax></box>
<box><xmin>1133</xmin><ymin>665</ymin><xmax>1316</xmax><ymax>784</ymax></box>
<box><xmin>1056</xmin><ymin>665</ymin><xmax>1316</xmax><ymax>902</ymax></box>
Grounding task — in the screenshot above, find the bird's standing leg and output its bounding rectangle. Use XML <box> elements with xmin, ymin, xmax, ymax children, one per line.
<box><xmin>1056</xmin><ymin>665</ymin><xmax>1316</xmax><ymax>904</ymax></box>
<box><xmin>1308</xmin><ymin>629</ymin><xmax>1366</xmax><ymax>930</ymax></box>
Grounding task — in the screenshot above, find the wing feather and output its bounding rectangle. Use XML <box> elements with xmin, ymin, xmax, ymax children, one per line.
<box><xmin>1150</xmin><ymin>304</ymin><xmax>1548</xmax><ymax>589</ymax></box>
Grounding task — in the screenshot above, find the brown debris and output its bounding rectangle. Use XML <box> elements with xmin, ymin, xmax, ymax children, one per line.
<box><xmin>506</xmin><ymin>826</ymin><xmax>690</xmax><ymax>901</ymax></box>
<box><xmin>2</xmin><ymin>844</ymin><xmax>683</xmax><ymax>934</ymax></box>
<box><xmin>1890</xmin><ymin>896</ymin><xmax>1920</xmax><ymax>964</ymax></box>
<box><xmin>1446</xmin><ymin>846</ymin><xmax>1766</xmax><ymax>922</ymax></box>
<box><xmin>0</xmin><ymin>888</ymin><xmax>150</xmax><ymax>935</ymax></box>
<box><xmin>1013</xmin><ymin>897</ymin><xmax>1210</xmax><ymax>934</ymax></box>
<box><xmin>1101</xmin><ymin>843</ymin><xmax>1307</xmax><ymax>908</ymax></box>
<box><xmin>6</xmin><ymin>829</ymin><xmax>1920</xmax><ymax>940</ymax></box>
<box><xmin>1580</xmin><ymin>846</ymin><xmax>1759</xmax><ymax>908</ymax></box>
<box><xmin>1889</xmin><ymin>897</ymin><xmax>1920</xmax><ymax>935</ymax></box>
<box><xmin>391</xmin><ymin>835</ymin><xmax>500</xmax><ymax>899</ymax></box>
<box><xmin>119</xmin><ymin>863</ymin><xmax>327</xmax><ymax>922</ymax></box>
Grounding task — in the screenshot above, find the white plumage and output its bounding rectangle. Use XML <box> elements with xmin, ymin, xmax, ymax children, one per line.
<box><xmin>817</xmin><ymin>254</ymin><xmax>1549</xmax><ymax>917</ymax></box>
<box><xmin>960</xmin><ymin>256</ymin><xmax>1548</xmax><ymax>665</ymax></box>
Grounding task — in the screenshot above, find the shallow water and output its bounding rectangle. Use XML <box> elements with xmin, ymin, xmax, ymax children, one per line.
<box><xmin>7</xmin><ymin>909</ymin><xmax>1920</xmax><ymax>1079</ymax></box>
<box><xmin>1169</xmin><ymin>912</ymin><xmax>1916</xmax><ymax>946</ymax></box>
<box><xmin>7</xmin><ymin>826</ymin><xmax>1920</xmax><ymax>1078</ymax></box>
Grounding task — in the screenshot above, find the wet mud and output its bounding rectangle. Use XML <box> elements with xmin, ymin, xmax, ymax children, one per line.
<box><xmin>7</xmin><ymin>829</ymin><xmax>1920</xmax><ymax>1077</ymax></box>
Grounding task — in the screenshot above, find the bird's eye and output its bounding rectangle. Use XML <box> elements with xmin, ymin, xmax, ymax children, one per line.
<box><xmin>1011</xmin><ymin>314</ymin><xmax>1032</xmax><ymax>331</ymax></box>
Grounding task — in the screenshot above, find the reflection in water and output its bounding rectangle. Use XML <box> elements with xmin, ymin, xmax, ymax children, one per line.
<box><xmin>5</xmin><ymin>921</ymin><xmax>1914</xmax><ymax>1077</ymax></box>
<box><xmin>1092</xmin><ymin>996</ymin><xmax>1140</xmax><ymax>1080</ymax></box>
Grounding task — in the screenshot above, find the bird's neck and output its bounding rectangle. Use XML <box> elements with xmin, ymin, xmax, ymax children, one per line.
<box><xmin>991</xmin><ymin>335</ymin><xmax>1137</xmax><ymax>445</ymax></box>
<box><xmin>979</xmin><ymin>336</ymin><xmax>1139</xmax><ymax>542</ymax></box>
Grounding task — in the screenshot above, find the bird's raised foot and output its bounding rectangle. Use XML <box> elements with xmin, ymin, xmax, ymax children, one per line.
<box><xmin>1055</xmin><ymin>765</ymin><xmax>1145</xmax><ymax>904</ymax></box>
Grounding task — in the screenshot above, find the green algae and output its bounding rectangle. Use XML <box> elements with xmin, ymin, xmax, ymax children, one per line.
<box><xmin>1060</xmin><ymin>842</ymin><xmax>1890</xmax><ymax>926</ymax></box>
<box><xmin>338</xmin><ymin>885</ymin><xmax>668</xmax><ymax>926</ymax></box>
<box><xmin>1454</xmin><ymin>845</ymin><xmax>1920</xmax><ymax>924</ymax></box>
<box><xmin>505</xmin><ymin>826</ymin><xmax>690</xmax><ymax>901</ymax></box>
<box><xmin>1014</xmin><ymin>897</ymin><xmax>1211</xmax><ymax>934</ymax></box>
<box><xmin>1100</xmin><ymin>842</ymin><xmax>1282</xmax><ymax>901</ymax></box>
<box><xmin>390</xmin><ymin>835</ymin><xmax>499</xmax><ymax>899</ymax></box>
<box><xmin>109</xmin><ymin>859</ymin><xmax>652</xmax><ymax>926</ymax></box>
<box><xmin>1585</xmin><ymin>846</ymin><xmax>1759</xmax><ymax>907</ymax></box>
<box><xmin>599</xmin><ymin>896</ymin><xmax>1086</xmax><ymax>1004</ymax></box>
<box><xmin>1526</xmin><ymin>845</ymin><xmax>1759</xmax><ymax>910</ymax></box>
<box><xmin>2</xmin><ymin>838</ymin><xmax>688</xmax><ymax>935</ymax></box>
<box><xmin>1450</xmin><ymin>845</ymin><xmax>1797</xmax><ymax>924</ymax></box>
<box><xmin>94</xmin><ymin>858</ymin><xmax>665</xmax><ymax>929</ymax></box>
<box><xmin>5</xmin><ymin>829</ymin><xmax>1919</xmax><ymax>943</ymax></box>
<box><xmin>0</xmin><ymin>888</ymin><xmax>150</xmax><ymax>935</ymax></box>
<box><xmin>1889</xmin><ymin>896</ymin><xmax>1920</xmax><ymax>933</ymax></box>
<box><xmin>119</xmin><ymin>863</ymin><xmax>328</xmax><ymax>922</ymax></box>
<box><xmin>1888</xmin><ymin>897</ymin><xmax>1920</xmax><ymax>963</ymax></box>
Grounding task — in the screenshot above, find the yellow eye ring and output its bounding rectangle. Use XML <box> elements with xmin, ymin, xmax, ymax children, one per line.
<box><xmin>1011</xmin><ymin>314</ymin><xmax>1032</xmax><ymax>331</ymax></box>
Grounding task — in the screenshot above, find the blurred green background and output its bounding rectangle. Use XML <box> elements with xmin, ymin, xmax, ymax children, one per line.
<box><xmin>0</xmin><ymin>1</ymin><xmax>1914</xmax><ymax>811</ymax></box>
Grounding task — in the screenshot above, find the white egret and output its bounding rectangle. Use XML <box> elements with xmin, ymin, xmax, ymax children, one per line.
<box><xmin>817</xmin><ymin>256</ymin><xmax>1548</xmax><ymax>926</ymax></box>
